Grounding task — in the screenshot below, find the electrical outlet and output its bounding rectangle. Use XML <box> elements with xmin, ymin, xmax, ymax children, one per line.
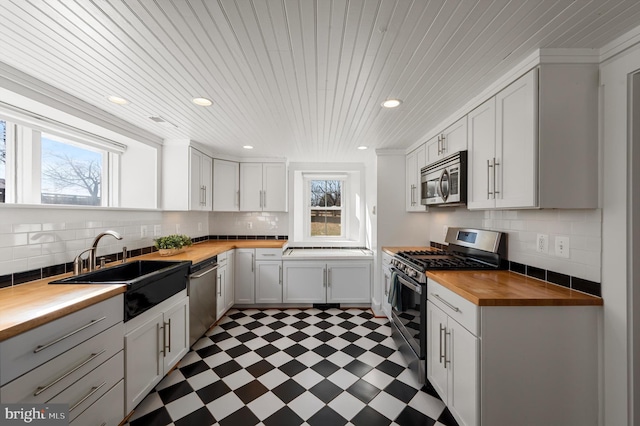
<box><xmin>536</xmin><ymin>234</ymin><xmax>548</xmax><ymax>253</ymax></box>
<box><xmin>555</xmin><ymin>236</ymin><xmax>570</xmax><ymax>258</ymax></box>
<box><xmin>175</xmin><ymin>224</ymin><xmax>181</xmax><ymax>234</ymax></box>
<box><xmin>140</xmin><ymin>225</ymin><xmax>148</xmax><ymax>238</ymax></box>
<box><xmin>154</xmin><ymin>225</ymin><xmax>161</xmax><ymax>236</ymax></box>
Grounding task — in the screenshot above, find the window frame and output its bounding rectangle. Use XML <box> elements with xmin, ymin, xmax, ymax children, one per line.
<box><xmin>0</xmin><ymin>110</ymin><xmax>121</xmax><ymax>207</ymax></box>
<box><xmin>303</xmin><ymin>175</ymin><xmax>347</xmax><ymax>240</ymax></box>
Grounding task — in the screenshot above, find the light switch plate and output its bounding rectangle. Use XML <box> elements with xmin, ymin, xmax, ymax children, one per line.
<box><xmin>555</xmin><ymin>236</ymin><xmax>570</xmax><ymax>258</ymax></box>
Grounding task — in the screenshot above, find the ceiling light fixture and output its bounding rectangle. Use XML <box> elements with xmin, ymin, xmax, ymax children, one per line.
<box><xmin>108</xmin><ymin>95</ymin><xmax>129</xmax><ymax>105</ymax></box>
<box><xmin>381</xmin><ymin>99</ymin><xmax>402</xmax><ymax>108</ymax></box>
<box><xmin>357</xmin><ymin>146</ymin><xmax>368</xmax><ymax>150</ymax></box>
<box><xmin>243</xmin><ymin>145</ymin><xmax>254</xmax><ymax>150</ymax></box>
<box><xmin>192</xmin><ymin>97</ymin><xmax>213</xmax><ymax>107</ymax></box>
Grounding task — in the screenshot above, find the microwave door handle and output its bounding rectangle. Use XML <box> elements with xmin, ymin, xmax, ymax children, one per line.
<box><xmin>439</xmin><ymin>169</ymin><xmax>449</xmax><ymax>202</ymax></box>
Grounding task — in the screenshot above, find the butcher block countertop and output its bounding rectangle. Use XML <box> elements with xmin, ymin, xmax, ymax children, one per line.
<box><xmin>0</xmin><ymin>239</ymin><xmax>288</xmax><ymax>341</ymax></box>
<box><xmin>382</xmin><ymin>246</ymin><xmax>602</xmax><ymax>307</ymax></box>
<box><xmin>427</xmin><ymin>270</ymin><xmax>602</xmax><ymax>306</ymax></box>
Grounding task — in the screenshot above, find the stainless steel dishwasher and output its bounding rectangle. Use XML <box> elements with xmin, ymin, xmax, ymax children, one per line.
<box><xmin>188</xmin><ymin>256</ymin><xmax>218</xmax><ymax>346</ymax></box>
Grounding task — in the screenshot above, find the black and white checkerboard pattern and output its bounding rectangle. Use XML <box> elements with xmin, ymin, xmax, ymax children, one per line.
<box><xmin>126</xmin><ymin>308</ymin><xmax>458</xmax><ymax>426</ymax></box>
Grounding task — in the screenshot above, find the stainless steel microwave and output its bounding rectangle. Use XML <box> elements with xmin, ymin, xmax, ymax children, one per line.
<box><xmin>420</xmin><ymin>151</ymin><xmax>467</xmax><ymax>206</ymax></box>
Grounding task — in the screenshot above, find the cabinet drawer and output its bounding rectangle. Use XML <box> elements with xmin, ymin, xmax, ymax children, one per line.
<box><xmin>256</xmin><ymin>248</ymin><xmax>282</xmax><ymax>260</ymax></box>
<box><xmin>70</xmin><ymin>379</ymin><xmax>124</xmax><ymax>426</ymax></box>
<box><xmin>49</xmin><ymin>350</ymin><xmax>124</xmax><ymax>422</ymax></box>
<box><xmin>0</xmin><ymin>322</ymin><xmax>123</xmax><ymax>403</ymax></box>
<box><xmin>428</xmin><ymin>279</ymin><xmax>479</xmax><ymax>335</ymax></box>
<box><xmin>0</xmin><ymin>295</ymin><xmax>123</xmax><ymax>385</ymax></box>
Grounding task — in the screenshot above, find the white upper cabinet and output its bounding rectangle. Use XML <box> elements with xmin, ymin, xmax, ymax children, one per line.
<box><xmin>240</xmin><ymin>162</ymin><xmax>287</xmax><ymax>212</ymax></box>
<box><xmin>213</xmin><ymin>159</ymin><xmax>240</xmax><ymax>211</ymax></box>
<box><xmin>190</xmin><ymin>148</ymin><xmax>212</xmax><ymax>211</ymax></box>
<box><xmin>162</xmin><ymin>142</ymin><xmax>212</xmax><ymax>211</ymax></box>
<box><xmin>468</xmin><ymin>64</ymin><xmax>598</xmax><ymax>210</ymax></box>
<box><xmin>427</xmin><ymin>116</ymin><xmax>468</xmax><ymax>164</ymax></box>
<box><xmin>405</xmin><ymin>144</ymin><xmax>427</xmax><ymax>212</ymax></box>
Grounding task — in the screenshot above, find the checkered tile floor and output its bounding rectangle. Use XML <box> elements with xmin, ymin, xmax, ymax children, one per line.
<box><xmin>126</xmin><ymin>308</ymin><xmax>458</xmax><ymax>426</ymax></box>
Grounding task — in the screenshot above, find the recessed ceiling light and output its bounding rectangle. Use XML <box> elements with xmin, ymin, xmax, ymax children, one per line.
<box><xmin>192</xmin><ymin>97</ymin><xmax>213</xmax><ymax>107</ymax></box>
<box><xmin>108</xmin><ymin>95</ymin><xmax>129</xmax><ymax>105</ymax></box>
<box><xmin>243</xmin><ymin>145</ymin><xmax>254</xmax><ymax>150</ymax></box>
<box><xmin>381</xmin><ymin>99</ymin><xmax>402</xmax><ymax>108</ymax></box>
<box><xmin>357</xmin><ymin>146</ymin><xmax>368</xmax><ymax>150</ymax></box>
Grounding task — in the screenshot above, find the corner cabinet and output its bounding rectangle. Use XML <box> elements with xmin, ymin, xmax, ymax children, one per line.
<box><xmin>283</xmin><ymin>260</ymin><xmax>371</xmax><ymax>304</ymax></box>
<box><xmin>406</xmin><ymin>144</ymin><xmax>427</xmax><ymax>212</ymax></box>
<box><xmin>162</xmin><ymin>142</ymin><xmax>212</xmax><ymax>211</ymax></box>
<box><xmin>240</xmin><ymin>162</ymin><xmax>287</xmax><ymax>212</ymax></box>
<box><xmin>255</xmin><ymin>249</ymin><xmax>283</xmax><ymax>303</ymax></box>
<box><xmin>213</xmin><ymin>159</ymin><xmax>240</xmax><ymax>211</ymax></box>
<box><xmin>426</xmin><ymin>116</ymin><xmax>468</xmax><ymax>164</ymax></box>
<box><xmin>426</xmin><ymin>278</ymin><xmax>600</xmax><ymax>426</ymax></box>
<box><xmin>467</xmin><ymin>64</ymin><xmax>598</xmax><ymax>209</ymax></box>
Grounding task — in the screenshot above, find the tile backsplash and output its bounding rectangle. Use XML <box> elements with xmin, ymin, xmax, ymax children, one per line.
<box><xmin>0</xmin><ymin>206</ymin><xmax>210</xmax><ymax>278</ymax></box>
<box><xmin>428</xmin><ymin>208</ymin><xmax>602</xmax><ymax>283</ymax></box>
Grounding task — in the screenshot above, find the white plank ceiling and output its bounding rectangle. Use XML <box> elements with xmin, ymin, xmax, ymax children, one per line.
<box><xmin>0</xmin><ymin>0</ymin><xmax>639</xmax><ymax>161</ymax></box>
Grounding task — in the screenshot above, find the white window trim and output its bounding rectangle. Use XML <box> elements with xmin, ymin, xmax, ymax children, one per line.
<box><xmin>303</xmin><ymin>175</ymin><xmax>348</xmax><ymax>240</ymax></box>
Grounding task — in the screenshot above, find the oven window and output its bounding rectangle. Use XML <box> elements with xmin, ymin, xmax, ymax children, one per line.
<box><xmin>392</xmin><ymin>284</ymin><xmax>422</xmax><ymax>355</ymax></box>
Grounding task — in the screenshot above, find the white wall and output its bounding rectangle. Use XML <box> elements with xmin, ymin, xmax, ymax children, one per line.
<box><xmin>427</xmin><ymin>208</ymin><xmax>602</xmax><ymax>283</ymax></box>
<box><xmin>600</xmin><ymin>36</ymin><xmax>640</xmax><ymax>426</ymax></box>
<box><xmin>0</xmin><ymin>205</ymin><xmax>209</xmax><ymax>277</ymax></box>
<box><xmin>208</xmin><ymin>212</ymin><xmax>289</xmax><ymax>237</ymax></box>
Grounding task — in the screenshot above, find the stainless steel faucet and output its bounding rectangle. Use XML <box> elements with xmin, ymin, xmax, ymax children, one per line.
<box><xmin>87</xmin><ymin>230</ymin><xmax>123</xmax><ymax>272</ymax></box>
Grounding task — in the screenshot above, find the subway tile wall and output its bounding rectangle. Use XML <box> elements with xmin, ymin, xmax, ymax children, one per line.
<box><xmin>209</xmin><ymin>212</ymin><xmax>289</xmax><ymax>236</ymax></box>
<box><xmin>428</xmin><ymin>208</ymin><xmax>602</xmax><ymax>283</ymax></box>
<box><xmin>0</xmin><ymin>206</ymin><xmax>210</xmax><ymax>278</ymax></box>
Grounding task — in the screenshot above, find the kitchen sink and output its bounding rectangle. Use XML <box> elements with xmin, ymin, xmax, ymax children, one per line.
<box><xmin>49</xmin><ymin>260</ymin><xmax>191</xmax><ymax>321</ymax></box>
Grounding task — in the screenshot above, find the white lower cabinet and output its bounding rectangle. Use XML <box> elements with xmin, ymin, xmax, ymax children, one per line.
<box><xmin>283</xmin><ymin>260</ymin><xmax>371</xmax><ymax>304</ymax></box>
<box><xmin>427</xmin><ymin>300</ymin><xmax>478</xmax><ymax>426</ymax></box>
<box><xmin>225</xmin><ymin>251</ymin><xmax>235</xmax><ymax>311</ymax></box>
<box><xmin>70</xmin><ymin>379</ymin><xmax>124</xmax><ymax>426</ymax></box>
<box><xmin>256</xmin><ymin>261</ymin><xmax>283</xmax><ymax>303</ymax></box>
<box><xmin>0</xmin><ymin>295</ymin><xmax>125</xmax><ymax>424</ymax></box>
<box><xmin>234</xmin><ymin>249</ymin><xmax>256</xmax><ymax>304</ymax></box>
<box><xmin>216</xmin><ymin>250</ymin><xmax>235</xmax><ymax>320</ymax></box>
<box><xmin>124</xmin><ymin>291</ymin><xmax>189</xmax><ymax>414</ymax></box>
<box><xmin>427</xmin><ymin>278</ymin><xmax>600</xmax><ymax>426</ymax></box>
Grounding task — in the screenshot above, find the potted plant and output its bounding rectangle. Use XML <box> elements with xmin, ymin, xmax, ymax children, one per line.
<box><xmin>154</xmin><ymin>234</ymin><xmax>193</xmax><ymax>256</ymax></box>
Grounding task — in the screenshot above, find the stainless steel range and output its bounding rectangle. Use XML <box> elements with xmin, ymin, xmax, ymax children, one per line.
<box><xmin>388</xmin><ymin>228</ymin><xmax>506</xmax><ymax>383</ymax></box>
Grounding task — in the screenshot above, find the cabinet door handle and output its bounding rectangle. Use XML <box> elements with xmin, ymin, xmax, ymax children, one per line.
<box><xmin>437</xmin><ymin>135</ymin><xmax>441</xmax><ymax>155</ymax></box>
<box><xmin>431</xmin><ymin>293</ymin><xmax>461</xmax><ymax>313</ymax></box>
<box><xmin>33</xmin><ymin>350</ymin><xmax>106</xmax><ymax>396</ymax></box>
<box><xmin>410</xmin><ymin>184</ymin><xmax>415</xmax><ymax>206</ymax></box>
<box><xmin>159</xmin><ymin>323</ymin><xmax>165</xmax><ymax>357</ymax></box>
<box><xmin>487</xmin><ymin>159</ymin><xmax>493</xmax><ymax>199</ymax></box>
<box><xmin>444</xmin><ymin>328</ymin><xmax>451</xmax><ymax>367</ymax></box>
<box><xmin>279</xmin><ymin>265</ymin><xmax>282</xmax><ymax>285</ymax></box>
<box><xmin>439</xmin><ymin>324</ymin><xmax>446</xmax><ymax>365</ymax></box>
<box><xmin>327</xmin><ymin>268</ymin><xmax>331</xmax><ymax>287</ymax></box>
<box><xmin>218</xmin><ymin>275</ymin><xmax>222</xmax><ymax>295</ymax></box>
<box><xmin>166</xmin><ymin>319</ymin><xmax>172</xmax><ymax>354</ymax></box>
<box><xmin>236</xmin><ymin>190</ymin><xmax>240</xmax><ymax>208</ymax></box>
<box><xmin>442</xmin><ymin>134</ymin><xmax>446</xmax><ymax>154</ymax></box>
<box><xmin>263</xmin><ymin>190</ymin><xmax>267</xmax><ymax>208</ymax></box>
<box><xmin>323</xmin><ymin>268</ymin><xmax>327</xmax><ymax>287</ymax></box>
<box><xmin>493</xmin><ymin>158</ymin><xmax>500</xmax><ymax>197</ymax></box>
<box><xmin>251</xmin><ymin>254</ymin><xmax>254</xmax><ymax>272</ymax></box>
<box><xmin>34</xmin><ymin>317</ymin><xmax>106</xmax><ymax>353</ymax></box>
<box><xmin>69</xmin><ymin>381</ymin><xmax>107</xmax><ymax>412</ymax></box>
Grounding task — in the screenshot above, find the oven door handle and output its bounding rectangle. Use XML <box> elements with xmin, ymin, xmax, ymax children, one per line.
<box><xmin>392</xmin><ymin>269</ymin><xmax>422</xmax><ymax>295</ymax></box>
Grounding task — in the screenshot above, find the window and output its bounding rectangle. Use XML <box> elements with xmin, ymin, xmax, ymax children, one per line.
<box><xmin>309</xmin><ymin>179</ymin><xmax>344</xmax><ymax>237</ymax></box>
<box><xmin>41</xmin><ymin>133</ymin><xmax>104</xmax><ymax>206</ymax></box>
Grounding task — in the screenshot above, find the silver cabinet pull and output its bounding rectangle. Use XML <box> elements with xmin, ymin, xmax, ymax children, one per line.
<box><xmin>493</xmin><ymin>157</ymin><xmax>500</xmax><ymax>196</ymax></box>
<box><xmin>487</xmin><ymin>159</ymin><xmax>493</xmax><ymax>199</ymax></box>
<box><xmin>251</xmin><ymin>254</ymin><xmax>254</xmax><ymax>272</ymax></box>
<box><xmin>218</xmin><ymin>275</ymin><xmax>222</xmax><ymax>296</ymax></box>
<box><xmin>431</xmin><ymin>293</ymin><xmax>461</xmax><ymax>313</ymax></box>
<box><xmin>439</xmin><ymin>324</ymin><xmax>446</xmax><ymax>364</ymax></box>
<box><xmin>165</xmin><ymin>319</ymin><xmax>172</xmax><ymax>354</ymax></box>
<box><xmin>444</xmin><ymin>328</ymin><xmax>451</xmax><ymax>367</ymax></box>
<box><xmin>279</xmin><ymin>265</ymin><xmax>282</xmax><ymax>285</ymax></box>
<box><xmin>263</xmin><ymin>190</ymin><xmax>266</xmax><ymax>208</ymax></box>
<box><xmin>262</xmin><ymin>253</ymin><xmax>276</xmax><ymax>257</ymax></box>
<box><xmin>236</xmin><ymin>190</ymin><xmax>240</xmax><ymax>208</ymax></box>
<box><xmin>442</xmin><ymin>134</ymin><xmax>446</xmax><ymax>154</ymax></box>
<box><xmin>34</xmin><ymin>317</ymin><xmax>106</xmax><ymax>353</ymax></box>
<box><xmin>327</xmin><ymin>268</ymin><xmax>331</xmax><ymax>287</ymax></box>
<box><xmin>323</xmin><ymin>268</ymin><xmax>327</xmax><ymax>287</ymax></box>
<box><xmin>69</xmin><ymin>381</ymin><xmax>106</xmax><ymax>412</ymax></box>
<box><xmin>34</xmin><ymin>350</ymin><xmax>106</xmax><ymax>396</ymax></box>
<box><xmin>159</xmin><ymin>323</ymin><xmax>164</xmax><ymax>356</ymax></box>
<box><xmin>437</xmin><ymin>135</ymin><xmax>442</xmax><ymax>155</ymax></box>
